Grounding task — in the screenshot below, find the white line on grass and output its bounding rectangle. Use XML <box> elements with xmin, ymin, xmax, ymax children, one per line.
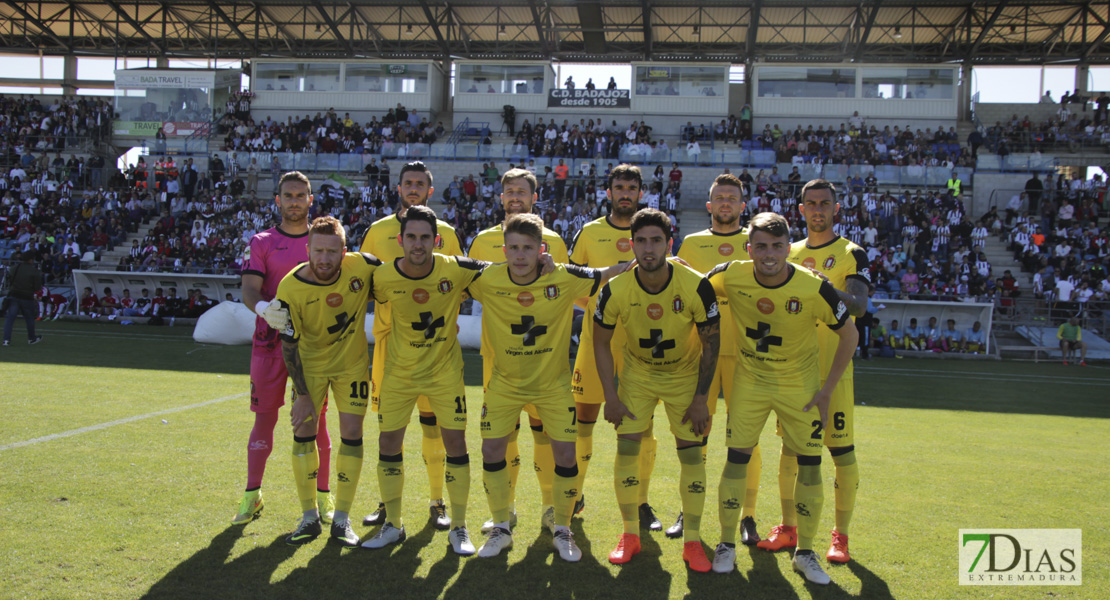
<box><xmin>36</xmin><ymin>328</ymin><xmax>192</xmax><ymax>341</ymax></box>
<box><xmin>855</xmin><ymin>367</ymin><xmax>1110</xmax><ymax>387</ymax></box>
<box><xmin>0</xmin><ymin>392</ymin><xmax>247</xmax><ymax>452</ymax></box>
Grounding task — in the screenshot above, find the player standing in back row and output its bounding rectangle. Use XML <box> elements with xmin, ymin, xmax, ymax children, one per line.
<box><xmin>757</xmin><ymin>179</ymin><xmax>870</xmax><ymax>564</ymax></box>
<box><xmin>569</xmin><ymin>164</ymin><xmax>664</xmax><ymax>530</ymax></box>
<box><xmin>468</xmin><ymin>168</ymin><xmax>569</xmax><ymax>533</ymax></box>
<box><xmin>359</xmin><ymin>161</ymin><xmax>464</xmax><ymax>531</ymax></box>
<box><xmin>673</xmin><ymin>173</ymin><xmax>762</xmax><ymax>545</ymax></box>
<box><xmin>233</xmin><ymin>171</ymin><xmax>334</xmax><ymax>526</ymax></box>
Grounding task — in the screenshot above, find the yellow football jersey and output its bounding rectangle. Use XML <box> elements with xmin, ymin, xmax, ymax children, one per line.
<box><xmin>789</xmin><ymin>235</ymin><xmax>871</xmax><ymax>374</ymax></box>
<box><xmin>276</xmin><ymin>252</ymin><xmax>381</xmax><ymax>374</ymax></box>
<box><xmin>468</xmin><ymin>263</ymin><xmax>600</xmax><ymax>394</ymax></box>
<box><xmin>371</xmin><ymin>253</ymin><xmax>486</xmax><ymax>379</ymax></box>
<box><xmin>595</xmin><ymin>262</ymin><xmax>719</xmax><ymax>375</ymax></box>
<box><xmin>359</xmin><ymin>212</ymin><xmax>464</xmax><ymax>354</ymax></box>
<box><xmin>678</xmin><ymin>228</ymin><xmax>749</xmax><ymax>357</ymax></box>
<box><xmin>569</xmin><ymin>216</ymin><xmax>634</xmax><ymax>268</ymax></box>
<box><xmin>708</xmin><ymin>261</ymin><xmax>849</xmax><ymax>386</ymax></box>
<box><xmin>359</xmin><ymin>212</ymin><xmax>463</xmax><ymax>261</ymax></box>
<box><xmin>468</xmin><ymin>223</ymin><xmax>569</xmax><ymax>263</ymax></box>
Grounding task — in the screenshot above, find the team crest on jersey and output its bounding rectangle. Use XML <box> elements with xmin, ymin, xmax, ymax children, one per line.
<box><xmin>572</xmin><ymin>369</ymin><xmax>582</xmax><ymax>383</ymax></box>
<box><xmin>646</xmin><ymin>303</ymin><xmax>664</xmax><ymax>320</ymax></box>
<box><xmin>671</xmin><ymin>295</ymin><xmax>685</xmax><ymax>314</ymax></box>
<box><xmin>756</xmin><ymin>297</ymin><xmax>774</xmax><ymax>314</ymax></box>
<box><xmin>412</xmin><ymin>288</ymin><xmax>430</xmax><ymax>304</ymax></box>
<box><xmin>616</xmin><ymin>238</ymin><xmax>632</xmax><ymax>253</ymax></box>
<box><xmin>517</xmin><ymin>291</ymin><xmax>535</xmax><ymax>307</ymax></box>
<box><xmin>544</xmin><ymin>285</ymin><xmax>559</xmax><ymax>300</ymax></box>
<box><xmin>326</xmin><ymin>293</ymin><xmax>343</xmax><ymax>308</ymax></box>
<box><xmin>718</xmin><ymin>243</ymin><xmax>734</xmax><ymax>257</ymax></box>
<box><xmin>801</xmin><ymin>257</ymin><xmax>817</xmax><ymax>269</ymax></box>
<box><xmin>438</xmin><ymin>278</ymin><xmax>453</xmax><ymax>294</ymax></box>
<box><xmin>434</xmin><ymin>236</ymin><xmax>444</xmax><ymax>249</ymax></box>
<box><xmin>786</xmin><ymin>296</ymin><xmax>803</xmax><ymax>314</ymax></box>
<box><xmin>823</xmin><ymin>255</ymin><xmax>837</xmax><ymax>269</ymax></box>
<box><xmin>348</xmin><ymin>277</ymin><xmax>363</xmax><ymax>293</ymax></box>
<box><xmin>481</xmin><ymin>404</ymin><xmax>487</xmax><ymax>418</ymax></box>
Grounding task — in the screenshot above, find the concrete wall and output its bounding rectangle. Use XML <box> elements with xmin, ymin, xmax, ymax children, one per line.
<box><xmin>971</xmin><ymin>171</ymin><xmax>1037</xmax><ymax>217</ymax></box>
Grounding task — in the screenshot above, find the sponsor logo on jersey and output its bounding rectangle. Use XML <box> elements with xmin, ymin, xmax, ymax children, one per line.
<box><xmin>823</xmin><ymin>255</ymin><xmax>837</xmax><ymax>269</ymax></box>
<box><xmin>518</xmin><ymin>291</ymin><xmax>535</xmax><ymax>307</ymax></box>
<box><xmin>243</xmin><ymin>246</ymin><xmax>251</xmax><ymax>262</ymax></box>
<box><xmin>835</xmin><ymin>301</ymin><xmax>847</xmax><ymax>320</ymax></box>
<box><xmin>348</xmin><ymin>277</ymin><xmax>363</xmax><ymax>293</ymax></box>
<box><xmin>481</xmin><ymin>404</ymin><xmax>487</xmax><ymax>418</ymax></box>
<box><xmin>646</xmin><ymin>303</ymin><xmax>664</xmax><ymax>320</ymax></box>
<box><xmin>434</xmin><ymin>236</ymin><xmax>444</xmax><ymax>249</ymax></box>
<box><xmin>671</xmin><ymin>295</ymin><xmax>684</xmax><ymax>313</ymax></box>
<box><xmin>437</xmin><ymin>278</ymin><xmax>453</xmax><ymax>294</ymax></box>
<box><xmin>801</xmin><ymin>256</ymin><xmax>817</xmax><ymax>269</ymax></box>
<box><xmin>707</xmin><ymin>301</ymin><xmax>719</xmax><ymax>318</ymax></box>
<box><xmin>786</xmin><ymin>296</ymin><xmax>803</xmax><ymax>314</ymax></box>
<box><xmin>544</xmin><ymin>285</ymin><xmax>559</xmax><ymax>300</ymax></box>
<box><xmin>718</xmin><ymin>243</ymin><xmax>734</xmax><ymax>257</ymax></box>
<box><xmin>412</xmin><ymin>288</ymin><xmax>430</xmax><ymax>304</ymax></box>
<box><xmin>326</xmin><ymin>293</ymin><xmax>343</xmax><ymax>308</ymax></box>
<box><xmin>757</xmin><ymin>297</ymin><xmax>775</xmax><ymax>314</ymax></box>
<box><xmin>859</xmin><ymin>267</ymin><xmax>871</xmax><ymax>282</ymax></box>
<box><xmin>616</xmin><ymin>238</ymin><xmax>632</xmax><ymax>253</ymax></box>
<box><xmin>540</xmin><ymin>241</ymin><xmax>549</xmax><ymax>253</ymax></box>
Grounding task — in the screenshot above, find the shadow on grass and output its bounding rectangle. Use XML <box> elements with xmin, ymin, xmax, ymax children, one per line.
<box><xmin>140</xmin><ymin>528</ymin><xmax>295</xmax><ymax>599</ymax></box>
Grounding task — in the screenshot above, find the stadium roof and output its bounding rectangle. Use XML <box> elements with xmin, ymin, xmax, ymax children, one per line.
<box><xmin>3</xmin><ymin>0</ymin><xmax>1110</xmax><ymax>65</ymax></box>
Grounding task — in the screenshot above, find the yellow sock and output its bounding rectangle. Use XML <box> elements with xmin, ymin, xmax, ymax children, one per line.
<box><xmin>614</xmin><ymin>438</ymin><xmax>641</xmax><ymax>535</ymax></box>
<box><xmin>779</xmin><ymin>446</ymin><xmax>799</xmax><ymax>527</ymax></box>
<box><xmin>291</xmin><ymin>436</ymin><xmax>320</xmax><ymax>513</ymax></box>
<box><xmin>420</xmin><ymin>416</ymin><xmax>445</xmax><ymax>502</ymax></box>
<box><xmin>335</xmin><ymin>437</ymin><xmax>363</xmax><ymax>515</ymax></box>
<box><xmin>677</xmin><ymin>445</ymin><xmax>706</xmax><ymax>543</ymax></box>
<box><xmin>794</xmin><ymin>461</ymin><xmax>825</xmax><ymax>552</ymax></box>
<box><xmin>483</xmin><ymin>459</ymin><xmax>512</xmax><ymax>525</ymax></box>
<box><xmin>575</xmin><ymin>420</ymin><xmax>596</xmax><ymax>502</ymax></box>
<box><xmin>552</xmin><ymin>464</ymin><xmax>578</xmax><ymax>527</ymax></box>
<box><xmin>831</xmin><ymin>448</ymin><xmax>860</xmax><ymax>535</ymax></box>
<box><xmin>718</xmin><ymin>451</ymin><xmax>749</xmax><ymax>545</ymax></box>
<box><xmin>444</xmin><ymin>454</ymin><xmax>470</xmax><ymax>527</ymax></box>
<box><xmin>377</xmin><ymin>452</ymin><xmax>405</xmax><ymax>527</ymax></box>
<box><xmin>742</xmin><ymin>443</ymin><xmax>762</xmax><ymax>520</ymax></box>
<box><xmin>638</xmin><ymin>420</ymin><xmax>657</xmax><ymax>505</ymax></box>
<box><xmin>506</xmin><ymin>425</ymin><xmax>520</xmax><ymax>512</ymax></box>
<box><xmin>532</xmin><ymin>425</ymin><xmax>555</xmax><ymax>506</ymax></box>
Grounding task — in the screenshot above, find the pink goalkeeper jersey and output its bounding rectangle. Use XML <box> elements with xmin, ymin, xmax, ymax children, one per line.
<box><xmin>242</xmin><ymin>226</ymin><xmax>309</xmax><ymax>357</ymax></box>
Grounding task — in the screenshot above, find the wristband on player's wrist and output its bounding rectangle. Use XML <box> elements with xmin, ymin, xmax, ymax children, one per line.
<box><xmin>254</xmin><ymin>300</ymin><xmax>269</xmax><ymax>316</ymax></box>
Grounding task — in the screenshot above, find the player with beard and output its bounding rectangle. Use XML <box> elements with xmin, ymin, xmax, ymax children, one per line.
<box><xmin>671</xmin><ymin>173</ymin><xmax>762</xmax><ymax>545</ymax></box>
<box><xmin>233</xmin><ymin>171</ymin><xmax>335</xmax><ymax>526</ymax></box>
<box><xmin>468</xmin><ymin>168</ymin><xmax>569</xmax><ymax>533</ymax></box>
<box><xmin>359</xmin><ymin>161</ymin><xmax>463</xmax><ymax>531</ymax></box>
<box><xmin>568</xmin><ymin>164</ymin><xmax>665</xmax><ymax>530</ymax></box>
<box><xmin>706</xmin><ymin>212</ymin><xmax>857</xmax><ymax>584</ymax></box>
<box><xmin>756</xmin><ymin>179</ymin><xmax>870</xmax><ymax>564</ymax></box>
<box><xmin>594</xmin><ymin>208</ymin><xmax>721</xmax><ymax>570</ymax></box>
<box><xmin>274</xmin><ymin>216</ymin><xmax>381</xmax><ymax>546</ymax></box>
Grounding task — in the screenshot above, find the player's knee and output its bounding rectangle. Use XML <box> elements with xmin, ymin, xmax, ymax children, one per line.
<box><xmin>797</xmin><ymin>454</ymin><xmax>822</xmax><ymax>466</ymax></box>
<box><xmin>727</xmin><ymin>448</ymin><xmax>753</xmax><ymax>464</ymax></box>
<box><xmin>828</xmin><ymin>445</ymin><xmax>854</xmax><ymax>457</ymax></box>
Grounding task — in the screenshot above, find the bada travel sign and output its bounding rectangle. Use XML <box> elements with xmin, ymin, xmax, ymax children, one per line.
<box><xmin>548</xmin><ymin>89</ymin><xmax>630</xmax><ymax>108</ymax></box>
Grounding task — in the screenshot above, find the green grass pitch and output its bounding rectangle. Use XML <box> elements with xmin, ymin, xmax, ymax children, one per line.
<box><xmin>0</xmin><ymin>321</ymin><xmax>1106</xmax><ymax>599</ymax></box>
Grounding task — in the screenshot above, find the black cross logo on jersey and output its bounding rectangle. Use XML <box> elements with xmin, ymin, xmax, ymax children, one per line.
<box><xmin>746</xmin><ymin>321</ymin><xmax>782</xmax><ymax>352</ymax></box>
<box><xmin>327</xmin><ymin>311</ymin><xmax>351</xmax><ymax>335</ymax></box>
<box><xmin>639</xmin><ymin>328</ymin><xmax>676</xmax><ymax>359</ymax></box>
<box><xmin>412</xmin><ymin>311</ymin><xmax>445</xmax><ymax>340</ymax></box>
<box><xmin>510</xmin><ymin>315</ymin><xmax>547</xmax><ymax>346</ymax></box>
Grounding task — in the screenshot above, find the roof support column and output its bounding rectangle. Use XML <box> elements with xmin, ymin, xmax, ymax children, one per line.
<box><xmin>62</xmin><ymin>55</ymin><xmax>78</xmax><ymax>96</ymax></box>
<box><xmin>959</xmin><ymin>61</ymin><xmax>973</xmax><ymax>122</ymax></box>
